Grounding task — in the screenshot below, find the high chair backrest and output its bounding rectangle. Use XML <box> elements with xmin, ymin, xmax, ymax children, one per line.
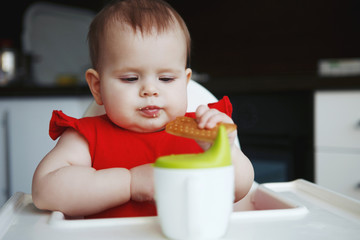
<box><xmin>83</xmin><ymin>80</ymin><xmax>240</xmax><ymax>147</ymax></box>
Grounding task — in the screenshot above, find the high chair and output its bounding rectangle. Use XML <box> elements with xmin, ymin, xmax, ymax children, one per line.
<box><xmin>2</xmin><ymin>83</ymin><xmax>359</xmax><ymax>240</ymax></box>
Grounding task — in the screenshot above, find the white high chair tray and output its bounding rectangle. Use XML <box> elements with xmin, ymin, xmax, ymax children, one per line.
<box><xmin>1</xmin><ymin>179</ymin><xmax>359</xmax><ymax>239</ymax></box>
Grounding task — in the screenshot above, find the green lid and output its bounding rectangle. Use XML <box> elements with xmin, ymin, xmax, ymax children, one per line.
<box><xmin>154</xmin><ymin>125</ymin><xmax>231</xmax><ymax>169</ymax></box>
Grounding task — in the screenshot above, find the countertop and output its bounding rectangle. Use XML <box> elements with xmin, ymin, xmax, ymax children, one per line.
<box><xmin>1</xmin><ymin>75</ymin><xmax>360</xmax><ymax>97</ymax></box>
<box><xmin>0</xmin><ymin>85</ymin><xmax>91</xmax><ymax>97</ymax></box>
<box><xmin>201</xmin><ymin>75</ymin><xmax>360</xmax><ymax>94</ymax></box>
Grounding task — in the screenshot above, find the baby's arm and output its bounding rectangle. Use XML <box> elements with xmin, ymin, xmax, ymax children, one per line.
<box><xmin>32</xmin><ymin>128</ymin><xmax>135</xmax><ymax>217</ymax></box>
<box><xmin>196</xmin><ymin>105</ymin><xmax>254</xmax><ymax>202</ymax></box>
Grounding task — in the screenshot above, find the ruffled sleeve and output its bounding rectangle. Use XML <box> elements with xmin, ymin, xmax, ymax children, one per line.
<box><xmin>49</xmin><ymin>110</ymin><xmax>80</xmax><ymax>140</ymax></box>
<box><xmin>185</xmin><ymin>96</ymin><xmax>233</xmax><ymax>118</ymax></box>
<box><xmin>208</xmin><ymin>96</ymin><xmax>233</xmax><ymax>117</ymax></box>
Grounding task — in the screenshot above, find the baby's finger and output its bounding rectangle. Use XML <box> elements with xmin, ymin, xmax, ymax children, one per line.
<box><xmin>197</xmin><ymin>108</ymin><xmax>222</xmax><ymax>129</ymax></box>
<box><xmin>195</xmin><ymin>105</ymin><xmax>210</xmax><ymax>128</ymax></box>
<box><xmin>205</xmin><ymin>112</ymin><xmax>233</xmax><ymax>129</ymax></box>
<box><xmin>195</xmin><ymin>105</ymin><xmax>209</xmax><ymax>119</ymax></box>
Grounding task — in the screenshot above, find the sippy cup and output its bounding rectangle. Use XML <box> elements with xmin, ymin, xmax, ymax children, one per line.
<box><xmin>154</xmin><ymin>125</ymin><xmax>234</xmax><ymax>240</ymax></box>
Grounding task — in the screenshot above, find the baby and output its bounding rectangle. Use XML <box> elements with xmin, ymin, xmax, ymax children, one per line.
<box><xmin>32</xmin><ymin>0</ymin><xmax>254</xmax><ymax>218</ymax></box>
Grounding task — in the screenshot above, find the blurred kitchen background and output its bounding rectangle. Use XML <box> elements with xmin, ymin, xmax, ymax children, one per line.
<box><xmin>1</xmin><ymin>0</ymin><xmax>360</xmax><ymax>206</ymax></box>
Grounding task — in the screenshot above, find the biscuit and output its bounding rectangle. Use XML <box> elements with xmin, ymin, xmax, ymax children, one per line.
<box><xmin>165</xmin><ymin>116</ymin><xmax>237</xmax><ymax>142</ymax></box>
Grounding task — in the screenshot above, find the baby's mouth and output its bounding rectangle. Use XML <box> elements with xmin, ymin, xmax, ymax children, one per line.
<box><xmin>138</xmin><ymin>106</ymin><xmax>161</xmax><ymax>118</ymax></box>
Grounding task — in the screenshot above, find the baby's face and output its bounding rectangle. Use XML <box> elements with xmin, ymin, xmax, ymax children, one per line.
<box><xmin>98</xmin><ymin>25</ymin><xmax>191</xmax><ymax>133</ymax></box>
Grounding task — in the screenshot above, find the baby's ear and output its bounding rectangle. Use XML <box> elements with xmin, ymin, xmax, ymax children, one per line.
<box><xmin>185</xmin><ymin>68</ymin><xmax>192</xmax><ymax>84</ymax></box>
<box><xmin>86</xmin><ymin>69</ymin><xmax>103</xmax><ymax>105</ymax></box>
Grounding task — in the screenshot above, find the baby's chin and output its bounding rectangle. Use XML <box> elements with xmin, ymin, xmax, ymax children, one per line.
<box><xmin>117</xmin><ymin>114</ymin><xmax>180</xmax><ymax>133</ymax></box>
<box><xmin>135</xmin><ymin>126</ymin><xmax>165</xmax><ymax>133</ymax></box>
<box><xmin>122</xmin><ymin>123</ymin><xmax>166</xmax><ymax>133</ymax></box>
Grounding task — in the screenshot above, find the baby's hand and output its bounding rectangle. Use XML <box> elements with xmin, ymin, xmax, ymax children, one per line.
<box><xmin>130</xmin><ymin>164</ymin><xmax>154</xmax><ymax>202</ymax></box>
<box><xmin>196</xmin><ymin>105</ymin><xmax>237</xmax><ymax>150</ymax></box>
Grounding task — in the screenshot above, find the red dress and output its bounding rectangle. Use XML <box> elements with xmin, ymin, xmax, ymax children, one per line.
<box><xmin>49</xmin><ymin>96</ymin><xmax>233</xmax><ymax>218</ymax></box>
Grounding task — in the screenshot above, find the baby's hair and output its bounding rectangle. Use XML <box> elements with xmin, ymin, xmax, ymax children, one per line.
<box><xmin>88</xmin><ymin>0</ymin><xmax>191</xmax><ymax>71</ymax></box>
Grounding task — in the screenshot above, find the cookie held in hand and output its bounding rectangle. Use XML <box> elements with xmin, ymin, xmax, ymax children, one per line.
<box><xmin>165</xmin><ymin>116</ymin><xmax>237</xmax><ymax>142</ymax></box>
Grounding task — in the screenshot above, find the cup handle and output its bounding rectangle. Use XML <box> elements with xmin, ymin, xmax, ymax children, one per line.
<box><xmin>187</xmin><ymin>176</ymin><xmax>201</xmax><ymax>237</ymax></box>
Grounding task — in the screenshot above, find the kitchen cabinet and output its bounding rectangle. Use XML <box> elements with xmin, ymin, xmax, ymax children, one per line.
<box><xmin>315</xmin><ymin>90</ymin><xmax>360</xmax><ymax>200</ymax></box>
<box><xmin>0</xmin><ymin>96</ymin><xmax>92</xmax><ymax>206</ymax></box>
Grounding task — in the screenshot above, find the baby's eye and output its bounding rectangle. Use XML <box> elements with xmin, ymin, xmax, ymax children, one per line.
<box><xmin>159</xmin><ymin>77</ymin><xmax>175</xmax><ymax>82</ymax></box>
<box><xmin>121</xmin><ymin>77</ymin><xmax>138</xmax><ymax>82</ymax></box>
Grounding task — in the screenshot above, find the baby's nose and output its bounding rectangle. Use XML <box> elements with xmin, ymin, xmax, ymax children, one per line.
<box><xmin>140</xmin><ymin>83</ymin><xmax>159</xmax><ymax>97</ymax></box>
